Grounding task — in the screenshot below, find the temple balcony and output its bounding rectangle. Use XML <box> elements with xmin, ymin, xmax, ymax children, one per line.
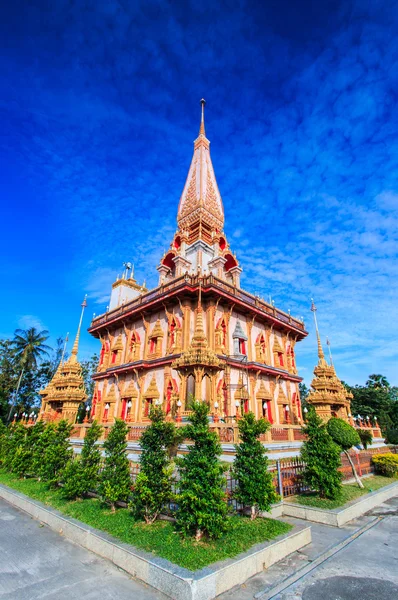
<box><xmin>89</xmin><ymin>273</ymin><xmax>307</xmax><ymax>338</ymax></box>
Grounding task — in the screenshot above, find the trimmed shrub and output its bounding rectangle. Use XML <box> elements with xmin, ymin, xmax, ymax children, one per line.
<box><xmin>300</xmin><ymin>407</ymin><xmax>342</xmax><ymax>500</ymax></box>
<box><xmin>131</xmin><ymin>406</ymin><xmax>178</xmax><ymax>524</ymax></box>
<box><xmin>327</xmin><ymin>418</ymin><xmax>361</xmax><ymax>450</ymax></box>
<box><xmin>358</xmin><ymin>429</ymin><xmax>373</xmax><ymax>450</ymax></box>
<box><xmin>372</xmin><ymin>453</ymin><xmax>398</xmax><ymax>477</ymax></box>
<box><xmin>232</xmin><ymin>412</ymin><xmax>278</xmax><ymax>518</ymax></box>
<box><xmin>99</xmin><ymin>419</ymin><xmax>131</xmax><ymax>511</ymax></box>
<box><xmin>62</xmin><ymin>420</ymin><xmax>103</xmax><ymax>499</ymax></box>
<box><xmin>327</xmin><ymin>418</ymin><xmax>363</xmax><ymax>488</ymax></box>
<box><xmin>176</xmin><ymin>400</ymin><xmax>229</xmax><ymax>540</ymax></box>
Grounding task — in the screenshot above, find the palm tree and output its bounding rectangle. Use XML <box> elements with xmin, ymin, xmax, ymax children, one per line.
<box><xmin>13</xmin><ymin>328</ymin><xmax>51</xmax><ymax>369</ymax></box>
<box><xmin>7</xmin><ymin>328</ymin><xmax>51</xmax><ymax>422</ymax></box>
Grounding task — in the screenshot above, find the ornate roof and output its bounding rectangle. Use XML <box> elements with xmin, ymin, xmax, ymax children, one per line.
<box><xmin>232</xmin><ymin>320</ymin><xmax>248</xmax><ymax>340</ymax></box>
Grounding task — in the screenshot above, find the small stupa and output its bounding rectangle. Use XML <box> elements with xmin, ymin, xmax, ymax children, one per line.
<box><xmin>307</xmin><ymin>300</ymin><xmax>352</xmax><ymax>421</ymax></box>
<box><xmin>39</xmin><ymin>297</ymin><xmax>88</xmax><ymax>423</ymax></box>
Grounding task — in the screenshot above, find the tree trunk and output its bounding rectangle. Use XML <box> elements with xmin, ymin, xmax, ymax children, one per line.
<box><xmin>344</xmin><ymin>450</ymin><xmax>364</xmax><ymax>489</ymax></box>
<box><xmin>195</xmin><ymin>528</ymin><xmax>203</xmax><ymax>541</ymax></box>
<box><xmin>251</xmin><ymin>505</ymin><xmax>257</xmax><ymax>520</ymax></box>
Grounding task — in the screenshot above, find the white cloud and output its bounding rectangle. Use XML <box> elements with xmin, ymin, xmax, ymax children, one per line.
<box><xmin>17</xmin><ymin>315</ymin><xmax>47</xmax><ymax>331</ymax></box>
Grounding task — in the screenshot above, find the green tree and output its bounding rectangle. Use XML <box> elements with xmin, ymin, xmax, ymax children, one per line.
<box><xmin>345</xmin><ymin>374</ymin><xmax>398</xmax><ymax>432</ymax></box>
<box><xmin>62</xmin><ymin>420</ymin><xmax>103</xmax><ymax>499</ymax></box>
<box><xmin>7</xmin><ymin>328</ymin><xmax>51</xmax><ymax>422</ymax></box>
<box><xmin>300</xmin><ymin>407</ymin><xmax>342</xmax><ymax>500</ymax></box>
<box><xmin>299</xmin><ymin>382</ymin><xmax>310</xmax><ymax>414</ymax></box>
<box><xmin>0</xmin><ymin>340</ymin><xmax>18</xmax><ymax>423</ymax></box>
<box><xmin>385</xmin><ymin>429</ymin><xmax>398</xmax><ymax>445</ymax></box>
<box><xmin>99</xmin><ymin>419</ymin><xmax>131</xmax><ymax>511</ymax></box>
<box><xmin>0</xmin><ymin>420</ymin><xmax>6</xmax><ymax>463</ymax></box>
<box><xmin>327</xmin><ymin>418</ymin><xmax>363</xmax><ymax>489</ymax></box>
<box><xmin>176</xmin><ymin>401</ymin><xmax>229</xmax><ymax>540</ymax></box>
<box><xmin>41</xmin><ymin>420</ymin><xmax>73</xmax><ymax>486</ymax></box>
<box><xmin>232</xmin><ymin>412</ymin><xmax>277</xmax><ymax>519</ymax></box>
<box><xmin>131</xmin><ymin>406</ymin><xmax>179</xmax><ymax>524</ymax></box>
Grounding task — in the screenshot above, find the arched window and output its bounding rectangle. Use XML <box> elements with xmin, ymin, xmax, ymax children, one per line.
<box><xmin>186</xmin><ymin>373</ymin><xmax>195</xmax><ymax>404</ymax></box>
<box><xmin>162</xmin><ymin>252</ymin><xmax>176</xmax><ymax>277</ymax></box>
<box><xmin>201</xmin><ymin>374</ymin><xmax>211</xmax><ymax>401</ymax></box>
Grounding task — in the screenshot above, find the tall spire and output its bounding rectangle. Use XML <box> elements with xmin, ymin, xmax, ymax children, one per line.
<box><xmin>70</xmin><ymin>295</ymin><xmax>87</xmax><ymax>363</ymax></box>
<box><xmin>310</xmin><ymin>299</ymin><xmax>325</xmax><ymax>361</ymax></box>
<box><xmin>177</xmin><ymin>99</ymin><xmax>224</xmax><ymax>233</ymax></box>
<box><xmin>199</xmin><ymin>98</ymin><xmax>206</xmax><ymax>136</ymax></box>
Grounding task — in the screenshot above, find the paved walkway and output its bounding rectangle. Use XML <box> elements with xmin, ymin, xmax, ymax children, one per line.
<box><xmin>219</xmin><ymin>496</ymin><xmax>398</xmax><ymax>600</ymax></box>
<box><xmin>1</xmin><ymin>495</ymin><xmax>397</xmax><ymax>600</ymax></box>
<box><xmin>0</xmin><ymin>499</ymin><xmax>166</xmax><ymax>600</ymax></box>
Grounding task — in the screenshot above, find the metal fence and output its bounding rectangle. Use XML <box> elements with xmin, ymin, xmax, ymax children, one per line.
<box><xmin>100</xmin><ymin>446</ymin><xmax>397</xmax><ymax>515</ymax></box>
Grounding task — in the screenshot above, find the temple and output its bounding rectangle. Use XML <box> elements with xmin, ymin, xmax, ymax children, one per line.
<box><xmin>39</xmin><ymin>298</ymin><xmax>87</xmax><ymax>422</ymax></box>
<box><xmin>86</xmin><ymin>101</ymin><xmax>309</xmax><ymax>442</ymax></box>
<box><xmin>307</xmin><ymin>301</ymin><xmax>353</xmax><ymax>421</ymax></box>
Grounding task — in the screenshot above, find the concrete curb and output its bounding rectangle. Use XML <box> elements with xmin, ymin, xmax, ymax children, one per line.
<box><xmin>254</xmin><ymin>516</ymin><xmax>381</xmax><ymax>599</ymax></box>
<box><xmin>0</xmin><ymin>483</ymin><xmax>311</xmax><ymax>600</ymax></box>
<box><xmin>282</xmin><ymin>481</ymin><xmax>398</xmax><ymax>527</ymax></box>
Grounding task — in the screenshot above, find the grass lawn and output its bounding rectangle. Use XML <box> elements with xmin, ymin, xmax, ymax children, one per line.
<box><xmin>288</xmin><ymin>475</ymin><xmax>396</xmax><ymax>510</ymax></box>
<box><xmin>0</xmin><ymin>469</ymin><xmax>291</xmax><ymax>571</ymax></box>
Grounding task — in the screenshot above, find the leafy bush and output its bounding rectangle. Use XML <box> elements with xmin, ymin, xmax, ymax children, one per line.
<box><xmin>33</xmin><ymin>423</ymin><xmax>57</xmax><ymax>479</ymax></box>
<box><xmin>300</xmin><ymin>407</ymin><xmax>342</xmax><ymax>499</ymax></box>
<box><xmin>2</xmin><ymin>423</ymin><xmax>26</xmax><ymax>472</ymax></box>
<box><xmin>327</xmin><ymin>418</ymin><xmax>363</xmax><ymax>488</ymax></box>
<box><xmin>62</xmin><ymin>420</ymin><xmax>103</xmax><ymax>499</ymax></box>
<box><xmin>385</xmin><ymin>429</ymin><xmax>398</xmax><ymax>445</ymax></box>
<box><xmin>40</xmin><ymin>420</ymin><xmax>74</xmax><ymax>486</ymax></box>
<box><xmin>232</xmin><ymin>412</ymin><xmax>278</xmax><ymax>518</ymax></box>
<box><xmin>176</xmin><ymin>400</ymin><xmax>229</xmax><ymax>540</ymax></box>
<box><xmin>98</xmin><ymin>419</ymin><xmax>131</xmax><ymax>511</ymax></box>
<box><xmin>357</xmin><ymin>429</ymin><xmax>373</xmax><ymax>450</ymax></box>
<box><xmin>131</xmin><ymin>406</ymin><xmax>178</xmax><ymax>524</ymax></box>
<box><xmin>372</xmin><ymin>453</ymin><xmax>398</xmax><ymax>477</ymax></box>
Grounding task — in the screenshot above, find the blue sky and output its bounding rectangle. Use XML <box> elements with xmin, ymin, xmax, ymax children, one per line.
<box><xmin>1</xmin><ymin>0</ymin><xmax>397</xmax><ymax>386</ymax></box>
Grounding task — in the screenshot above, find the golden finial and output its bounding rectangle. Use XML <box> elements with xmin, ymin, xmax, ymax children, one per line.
<box><xmin>199</xmin><ymin>98</ymin><xmax>206</xmax><ymax>136</ymax></box>
<box><xmin>70</xmin><ymin>295</ymin><xmax>87</xmax><ymax>362</ymax></box>
<box><xmin>310</xmin><ymin>299</ymin><xmax>325</xmax><ymax>361</ymax></box>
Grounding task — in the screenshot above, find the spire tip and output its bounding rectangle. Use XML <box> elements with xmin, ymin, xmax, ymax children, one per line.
<box><xmin>199</xmin><ymin>98</ymin><xmax>206</xmax><ymax>135</ymax></box>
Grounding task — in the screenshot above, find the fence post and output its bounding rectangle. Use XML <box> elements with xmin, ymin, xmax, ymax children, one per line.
<box><xmin>276</xmin><ymin>459</ymin><xmax>284</xmax><ymax>499</ymax></box>
<box><xmin>356</xmin><ymin>452</ymin><xmax>362</xmax><ymax>477</ymax></box>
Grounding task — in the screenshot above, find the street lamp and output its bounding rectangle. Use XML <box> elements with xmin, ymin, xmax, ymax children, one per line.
<box><xmin>213</xmin><ymin>400</ymin><xmax>219</xmax><ymax>423</ymax></box>
<box><xmin>176</xmin><ymin>400</ymin><xmax>182</xmax><ymax>423</ymax></box>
